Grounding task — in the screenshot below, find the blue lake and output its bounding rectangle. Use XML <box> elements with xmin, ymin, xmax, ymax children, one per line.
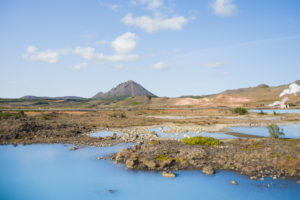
<box><xmin>250</xmin><ymin>109</ymin><xmax>300</xmax><ymax>114</ymax></box>
<box><xmin>90</xmin><ymin>130</ymin><xmax>122</xmax><ymax>138</ymax></box>
<box><xmin>231</xmin><ymin>124</ymin><xmax>300</xmax><ymax>138</ymax></box>
<box><xmin>0</xmin><ymin>144</ymin><xmax>299</xmax><ymax>200</ymax></box>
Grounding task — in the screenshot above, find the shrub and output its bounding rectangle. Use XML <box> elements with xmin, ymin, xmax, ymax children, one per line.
<box><xmin>111</xmin><ymin>112</ymin><xmax>127</xmax><ymax>118</ymax></box>
<box><xmin>267</xmin><ymin>124</ymin><xmax>285</xmax><ymax>138</ymax></box>
<box><xmin>182</xmin><ymin>136</ymin><xmax>221</xmax><ymax>146</ymax></box>
<box><xmin>121</xmin><ymin>112</ymin><xmax>127</xmax><ymax>118</ymax></box>
<box><xmin>233</xmin><ymin>107</ymin><xmax>248</xmax><ymax>115</ymax></box>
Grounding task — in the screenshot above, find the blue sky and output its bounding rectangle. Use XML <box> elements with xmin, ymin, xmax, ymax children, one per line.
<box><xmin>0</xmin><ymin>0</ymin><xmax>300</xmax><ymax>98</ymax></box>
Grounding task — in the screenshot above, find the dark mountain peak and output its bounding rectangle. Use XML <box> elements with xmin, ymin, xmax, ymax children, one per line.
<box><xmin>93</xmin><ymin>80</ymin><xmax>155</xmax><ymax>99</ymax></box>
<box><xmin>256</xmin><ymin>84</ymin><xmax>269</xmax><ymax>88</ymax></box>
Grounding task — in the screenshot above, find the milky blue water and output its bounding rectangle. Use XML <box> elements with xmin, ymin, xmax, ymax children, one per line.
<box><xmin>231</xmin><ymin>124</ymin><xmax>300</xmax><ymax>138</ymax></box>
<box><xmin>150</xmin><ymin>127</ymin><xmax>237</xmax><ymax>139</ymax></box>
<box><xmin>1</xmin><ymin>144</ymin><xmax>299</xmax><ymax>200</ymax></box>
<box><xmin>90</xmin><ymin>130</ymin><xmax>122</xmax><ymax>138</ymax></box>
<box><xmin>250</xmin><ymin>109</ymin><xmax>300</xmax><ymax>114</ymax></box>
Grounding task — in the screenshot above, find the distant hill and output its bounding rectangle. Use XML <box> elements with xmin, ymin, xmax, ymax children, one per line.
<box><xmin>21</xmin><ymin>95</ymin><xmax>84</xmax><ymax>100</ymax></box>
<box><xmin>93</xmin><ymin>80</ymin><xmax>156</xmax><ymax>99</ymax></box>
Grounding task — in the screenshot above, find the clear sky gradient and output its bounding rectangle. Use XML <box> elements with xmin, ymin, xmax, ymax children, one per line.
<box><xmin>0</xmin><ymin>0</ymin><xmax>300</xmax><ymax>98</ymax></box>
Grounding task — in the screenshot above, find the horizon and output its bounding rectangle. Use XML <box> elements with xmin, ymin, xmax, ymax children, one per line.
<box><xmin>1</xmin><ymin>0</ymin><xmax>300</xmax><ymax>98</ymax></box>
<box><xmin>5</xmin><ymin>78</ymin><xmax>300</xmax><ymax>99</ymax></box>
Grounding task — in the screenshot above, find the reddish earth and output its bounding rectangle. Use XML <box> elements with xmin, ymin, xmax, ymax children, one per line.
<box><xmin>174</xmin><ymin>95</ymin><xmax>252</xmax><ymax>107</ymax></box>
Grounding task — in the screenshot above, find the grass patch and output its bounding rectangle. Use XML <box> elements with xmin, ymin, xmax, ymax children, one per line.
<box><xmin>182</xmin><ymin>136</ymin><xmax>221</xmax><ymax>146</ymax></box>
<box><xmin>233</xmin><ymin>107</ymin><xmax>248</xmax><ymax>115</ymax></box>
<box><xmin>80</xmin><ymin>101</ymin><xmax>89</xmax><ymax>105</ymax></box>
<box><xmin>130</xmin><ymin>101</ymin><xmax>143</xmax><ymax>106</ymax></box>
<box><xmin>285</xmin><ymin>155</ymin><xmax>293</xmax><ymax>160</ymax></box>
<box><xmin>0</xmin><ymin>111</ymin><xmax>26</xmax><ymax>120</ymax></box>
<box><xmin>241</xmin><ymin>143</ymin><xmax>263</xmax><ymax>151</ymax></box>
<box><xmin>41</xmin><ymin>112</ymin><xmax>56</xmax><ymax>120</ymax></box>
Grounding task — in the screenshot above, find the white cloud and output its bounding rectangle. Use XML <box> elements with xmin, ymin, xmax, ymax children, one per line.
<box><xmin>210</xmin><ymin>0</ymin><xmax>237</xmax><ymax>16</ymax></box>
<box><xmin>23</xmin><ymin>33</ymin><xmax>140</xmax><ymax>66</ymax></box>
<box><xmin>111</xmin><ymin>32</ymin><xmax>137</xmax><ymax>54</ymax></box>
<box><xmin>134</xmin><ymin>0</ymin><xmax>164</xmax><ymax>10</ymax></box>
<box><xmin>122</xmin><ymin>13</ymin><xmax>187</xmax><ymax>33</ymax></box>
<box><xmin>27</xmin><ymin>46</ymin><xmax>38</xmax><ymax>53</ymax></box>
<box><xmin>74</xmin><ymin>46</ymin><xmax>95</xmax><ymax>60</ymax></box>
<box><xmin>73</xmin><ymin>62</ymin><xmax>88</xmax><ymax>70</ymax></box>
<box><xmin>22</xmin><ymin>46</ymin><xmax>65</xmax><ymax>64</ymax></box>
<box><xmin>203</xmin><ymin>62</ymin><xmax>224</xmax><ymax>68</ymax></box>
<box><xmin>152</xmin><ymin>61</ymin><xmax>168</xmax><ymax>70</ymax></box>
<box><xmin>108</xmin><ymin>4</ymin><xmax>120</xmax><ymax>12</ymax></box>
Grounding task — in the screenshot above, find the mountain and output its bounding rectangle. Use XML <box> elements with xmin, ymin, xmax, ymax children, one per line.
<box><xmin>21</xmin><ymin>95</ymin><xmax>84</xmax><ymax>100</ymax></box>
<box><xmin>93</xmin><ymin>80</ymin><xmax>156</xmax><ymax>99</ymax></box>
<box><xmin>173</xmin><ymin>80</ymin><xmax>300</xmax><ymax>107</ymax></box>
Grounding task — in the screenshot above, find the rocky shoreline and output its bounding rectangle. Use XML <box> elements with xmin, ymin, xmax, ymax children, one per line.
<box><xmin>110</xmin><ymin>138</ymin><xmax>300</xmax><ymax>179</ymax></box>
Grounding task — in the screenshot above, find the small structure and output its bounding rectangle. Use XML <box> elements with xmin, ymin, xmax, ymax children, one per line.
<box><xmin>280</xmin><ymin>101</ymin><xmax>289</xmax><ymax>109</ymax></box>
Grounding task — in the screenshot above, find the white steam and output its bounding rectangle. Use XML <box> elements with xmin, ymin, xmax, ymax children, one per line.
<box><xmin>280</xmin><ymin>83</ymin><xmax>300</xmax><ymax>97</ymax></box>
<box><xmin>268</xmin><ymin>101</ymin><xmax>281</xmax><ymax>107</ymax></box>
<box><xmin>269</xmin><ymin>83</ymin><xmax>300</xmax><ymax>107</ymax></box>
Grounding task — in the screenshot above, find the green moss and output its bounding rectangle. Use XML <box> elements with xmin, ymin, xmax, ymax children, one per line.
<box><xmin>156</xmin><ymin>154</ymin><xmax>169</xmax><ymax>161</ymax></box>
<box><xmin>285</xmin><ymin>155</ymin><xmax>293</xmax><ymax>160</ymax></box>
<box><xmin>148</xmin><ymin>141</ymin><xmax>158</xmax><ymax>145</ymax></box>
<box><xmin>241</xmin><ymin>143</ymin><xmax>263</xmax><ymax>151</ymax></box>
<box><xmin>182</xmin><ymin>136</ymin><xmax>221</xmax><ymax>146</ymax></box>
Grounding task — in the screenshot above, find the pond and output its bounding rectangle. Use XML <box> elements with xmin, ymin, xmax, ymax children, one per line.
<box><xmin>231</xmin><ymin>124</ymin><xmax>300</xmax><ymax>138</ymax></box>
<box><xmin>90</xmin><ymin>130</ymin><xmax>122</xmax><ymax>138</ymax></box>
<box><xmin>250</xmin><ymin>109</ymin><xmax>300</xmax><ymax>114</ymax></box>
<box><xmin>0</xmin><ymin>144</ymin><xmax>299</xmax><ymax>200</ymax></box>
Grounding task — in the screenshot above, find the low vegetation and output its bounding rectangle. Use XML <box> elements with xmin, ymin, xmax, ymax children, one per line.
<box><xmin>182</xmin><ymin>136</ymin><xmax>221</xmax><ymax>146</ymax></box>
<box><xmin>267</xmin><ymin>124</ymin><xmax>285</xmax><ymax>138</ymax></box>
<box><xmin>233</xmin><ymin>107</ymin><xmax>248</xmax><ymax>115</ymax></box>
<box><xmin>111</xmin><ymin>112</ymin><xmax>127</xmax><ymax>118</ymax></box>
<box><xmin>41</xmin><ymin>112</ymin><xmax>56</xmax><ymax>120</ymax></box>
<box><xmin>0</xmin><ymin>111</ymin><xmax>26</xmax><ymax>120</ymax></box>
<box><xmin>156</xmin><ymin>154</ymin><xmax>169</xmax><ymax>161</ymax></box>
<box><xmin>258</xmin><ymin>110</ymin><xmax>266</xmax><ymax>115</ymax></box>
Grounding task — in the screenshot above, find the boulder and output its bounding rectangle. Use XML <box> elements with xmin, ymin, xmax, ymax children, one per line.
<box><xmin>144</xmin><ymin>160</ymin><xmax>157</xmax><ymax>170</ymax></box>
<box><xmin>69</xmin><ymin>147</ymin><xmax>78</xmax><ymax>151</ymax></box>
<box><xmin>231</xmin><ymin>180</ymin><xmax>238</xmax><ymax>185</ymax></box>
<box><xmin>162</xmin><ymin>171</ymin><xmax>176</xmax><ymax>178</ymax></box>
<box><xmin>126</xmin><ymin>158</ymin><xmax>138</xmax><ymax>169</ymax></box>
<box><xmin>97</xmin><ymin>156</ymin><xmax>105</xmax><ymax>160</ymax></box>
<box><xmin>202</xmin><ymin>165</ymin><xmax>215</xmax><ymax>175</ymax></box>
